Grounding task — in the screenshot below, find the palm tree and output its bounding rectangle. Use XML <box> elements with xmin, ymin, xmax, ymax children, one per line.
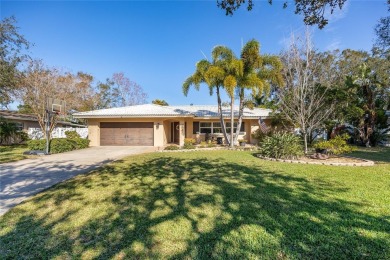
<box><xmin>234</xmin><ymin>40</ymin><xmax>284</xmax><ymax>144</ymax></box>
<box><xmin>183</xmin><ymin>47</ymin><xmax>238</xmax><ymax>145</ymax></box>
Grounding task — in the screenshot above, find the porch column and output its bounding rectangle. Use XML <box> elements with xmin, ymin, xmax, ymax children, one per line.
<box><xmin>179</xmin><ymin>120</ymin><xmax>185</xmax><ymax>146</ymax></box>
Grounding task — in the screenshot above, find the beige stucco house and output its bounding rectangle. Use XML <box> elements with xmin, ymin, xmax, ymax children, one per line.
<box><xmin>73</xmin><ymin>104</ymin><xmax>271</xmax><ymax>147</ymax></box>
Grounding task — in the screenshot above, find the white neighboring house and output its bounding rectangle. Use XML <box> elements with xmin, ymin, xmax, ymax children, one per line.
<box><xmin>0</xmin><ymin>110</ymin><xmax>87</xmax><ymax>140</ymax></box>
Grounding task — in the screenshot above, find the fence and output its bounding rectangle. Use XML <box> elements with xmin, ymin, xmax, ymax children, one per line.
<box><xmin>28</xmin><ymin>127</ymin><xmax>88</xmax><ymax>140</ymax></box>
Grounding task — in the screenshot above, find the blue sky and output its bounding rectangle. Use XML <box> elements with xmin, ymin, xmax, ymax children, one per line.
<box><xmin>1</xmin><ymin>0</ymin><xmax>388</xmax><ymax>107</ymax></box>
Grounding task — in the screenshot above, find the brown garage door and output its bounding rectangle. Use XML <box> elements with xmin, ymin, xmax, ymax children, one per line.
<box><xmin>100</xmin><ymin>122</ymin><xmax>154</xmax><ymax>146</ymax></box>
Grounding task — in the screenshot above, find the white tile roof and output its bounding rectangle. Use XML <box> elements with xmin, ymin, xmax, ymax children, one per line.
<box><xmin>73</xmin><ymin>104</ymin><xmax>271</xmax><ymax>118</ymax></box>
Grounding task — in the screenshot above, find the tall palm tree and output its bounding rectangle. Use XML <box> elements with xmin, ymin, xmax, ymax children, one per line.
<box><xmin>234</xmin><ymin>40</ymin><xmax>284</xmax><ymax>144</ymax></box>
<box><xmin>183</xmin><ymin>54</ymin><xmax>231</xmax><ymax>144</ymax></box>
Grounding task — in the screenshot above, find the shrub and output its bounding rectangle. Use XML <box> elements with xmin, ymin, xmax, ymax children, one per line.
<box><xmin>313</xmin><ymin>134</ymin><xmax>356</xmax><ymax>155</ymax></box>
<box><xmin>65</xmin><ymin>130</ymin><xmax>80</xmax><ymax>139</ymax></box>
<box><xmin>27</xmin><ymin>139</ymin><xmax>46</xmax><ymax>151</ymax></box>
<box><xmin>207</xmin><ymin>143</ymin><xmax>217</xmax><ymax>148</ymax></box>
<box><xmin>164</xmin><ymin>145</ymin><xmax>179</xmax><ymax>150</ymax></box>
<box><xmin>27</xmin><ymin>137</ymin><xmax>90</xmax><ymax>154</ymax></box>
<box><xmin>74</xmin><ymin>138</ymin><xmax>90</xmax><ymax>149</ymax></box>
<box><xmin>184</xmin><ymin>138</ymin><xmax>196</xmax><ymax>145</ymax></box>
<box><xmin>183</xmin><ymin>143</ymin><xmax>195</xmax><ymax>149</ymax></box>
<box><xmin>19</xmin><ymin>131</ymin><xmax>29</xmax><ymax>143</ymax></box>
<box><xmin>258</xmin><ymin>132</ymin><xmax>303</xmax><ymax>159</ymax></box>
<box><xmin>251</xmin><ymin>128</ymin><xmax>272</xmax><ymax>143</ymax></box>
<box><xmin>0</xmin><ymin>117</ymin><xmax>29</xmax><ymax>145</ymax></box>
<box><xmin>198</xmin><ymin>141</ymin><xmax>207</xmax><ymax>148</ymax></box>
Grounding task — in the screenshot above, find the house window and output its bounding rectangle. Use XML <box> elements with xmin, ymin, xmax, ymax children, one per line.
<box><xmin>198</xmin><ymin>122</ymin><xmax>245</xmax><ymax>134</ymax></box>
<box><xmin>15</xmin><ymin>122</ymin><xmax>23</xmax><ymax>131</ymax></box>
<box><xmin>199</xmin><ymin>122</ymin><xmax>212</xmax><ymax>133</ymax></box>
<box><xmin>226</xmin><ymin>122</ymin><xmax>245</xmax><ymax>133</ymax></box>
<box><xmin>193</xmin><ymin>122</ymin><xmax>199</xmax><ymax>134</ymax></box>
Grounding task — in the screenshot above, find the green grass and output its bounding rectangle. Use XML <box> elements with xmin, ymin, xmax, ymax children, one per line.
<box><xmin>0</xmin><ymin>144</ymin><xmax>31</xmax><ymax>164</ymax></box>
<box><xmin>350</xmin><ymin>146</ymin><xmax>390</xmax><ymax>164</ymax></box>
<box><xmin>1</xmin><ymin>149</ymin><xmax>389</xmax><ymax>259</ymax></box>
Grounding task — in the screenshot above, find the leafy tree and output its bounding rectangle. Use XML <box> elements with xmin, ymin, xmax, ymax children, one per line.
<box><xmin>373</xmin><ymin>0</ymin><xmax>390</xmax><ymax>57</ymax></box>
<box><xmin>326</xmin><ymin>49</ymin><xmax>390</xmax><ymax>146</ymax></box>
<box><xmin>93</xmin><ymin>73</ymin><xmax>148</xmax><ymax>109</ymax></box>
<box><xmin>111</xmin><ymin>72</ymin><xmax>148</xmax><ymax>107</ymax></box>
<box><xmin>19</xmin><ymin>60</ymin><xmax>93</xmax><ymax>139</ymax></box>
<box><xmin>0</xmin><ymin>117</ymin><xmax>20</xmax><ymax>144</ymax></box>
<box><xmin>94</xmin><ymin>80</ymin><xmax>114</xmax><ymax>109</ymax></box>
<box><xmin>217</xmin><ymin>0</ymin><xmax>348</xmax><ymax>29</ymax></box>
<box><xmin>0</xmin><ymin>16</ymin><xmax>30</xmax><ymax>107</ymax></box>
<box><xmin>373</xmin><ymin>16</ymin><xmax>390</xmax><ymax>57</ymax></box>
<box><xmin>152</xmin><ymin>99</ymin><xmax>169</xmax><ymax>106</ymax></box>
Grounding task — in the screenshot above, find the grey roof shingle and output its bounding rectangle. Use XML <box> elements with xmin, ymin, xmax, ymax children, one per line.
<box><xmin>73</xmin><ymin>104</ymin><xmax>271</xmax><ymax>118</ymax></box>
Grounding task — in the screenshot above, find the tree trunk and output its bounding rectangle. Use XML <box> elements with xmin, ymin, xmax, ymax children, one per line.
<box><xmin>230</xmin><ymin>96</ymin><xmax>234</xmax><ymax>148</ymax></box>
<box><xmin>216</xmin><ymin>86</ymin><xmax>229</xmax><ymax>145</ymax></box>
<box><xmin>303</xmin><ymin>132</ymin><xmax>308</xmax><ymax>154</ymax></box>
<box><xmin>234</xmin><ymin>88</ymin><xmax>245</xmax><ymax>144</ymax></box>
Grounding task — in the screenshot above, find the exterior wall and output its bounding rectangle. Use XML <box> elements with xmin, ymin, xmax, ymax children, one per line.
<box><xmin>185</xmin><ymin>118</ymin><xmax>193</xmax><ymax>139</ymax></box>
<box><xmin>87</xmin><ymin>119</ymin><xmax>100</xmax><ymax>146</ymax></box>
<box><xmin>248</xmin><ymin>119</ymin><xmax>259</xmax><ymax>144</ymax></box>
<box><xmin>87</xmin><ymin>117</ymin><xmax>187</xmax><ymax>147</ymax></box>
<box><xmin>3</xmin><ymin>119</ymin><xmax>40</xmax><ymax>131</ymax></box>
<box><xmin>23</xmin><ymin>121</ymin><xmax>41</xmax><ymax>131</ymax></box>
<box><xmin>163</xmin><ymin>121</ymin><xmax>171</xmax><ymax>144</ymax></box>
<box><xmin>154</xmin><ymin>120</ymin><xmax>165</xmax><ymax>147</ymax></box>
<box><xmin>86</xmin><ymin>117</ymin><xmax>266</xmax><ymax>147</ymax></box>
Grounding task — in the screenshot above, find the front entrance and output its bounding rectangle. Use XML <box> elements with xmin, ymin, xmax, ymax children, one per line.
<box><xmin>172</xmin><ymin>122</ymin><xmax>180</xmax><ymax>144</ymax></box>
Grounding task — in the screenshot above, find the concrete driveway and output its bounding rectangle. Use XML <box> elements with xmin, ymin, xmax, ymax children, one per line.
<box><xmin>0</xmin><ymin>146</ymin><xmax>156</xmax><ymax>216</ymax></box>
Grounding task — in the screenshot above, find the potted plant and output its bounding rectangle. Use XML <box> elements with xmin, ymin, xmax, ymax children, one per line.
<box><xmin>238</xmin><ymin>139</ymin><xmax>247</xmax><ymax>146</ymax></box>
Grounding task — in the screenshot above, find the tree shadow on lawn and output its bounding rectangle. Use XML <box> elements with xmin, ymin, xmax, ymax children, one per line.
<box><xmin>1</xmin><ymin>155</ymin><xmax>389</xmax><ymax>259</ymax></box>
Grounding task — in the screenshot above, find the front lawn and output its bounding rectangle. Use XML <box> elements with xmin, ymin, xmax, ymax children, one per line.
<box><xmin>0</xmin><ymin>144</ymin><xmax>31</xmax><ymax>164</ymax></box>
<box><xmin>1</xmin><ymin>150</ymin><xmax>389</xmax><ymax>259</ymax></box>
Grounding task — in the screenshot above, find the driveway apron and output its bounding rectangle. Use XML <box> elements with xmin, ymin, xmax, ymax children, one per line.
<box><xmin>0</xmin><ymin>146</ymin><xmax>156</xmax><ymax>215</ymax></box>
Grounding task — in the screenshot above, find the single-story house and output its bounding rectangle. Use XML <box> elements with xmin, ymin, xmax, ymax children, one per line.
<box><xmin>0</xmin><ymin>110</ymin><xmax>86</xmax><ymax>131</ymax></box>
<box><xmin>73</xmin><ymin>104</ymin><xmax>271</xmax><ymax>147</ymax></box>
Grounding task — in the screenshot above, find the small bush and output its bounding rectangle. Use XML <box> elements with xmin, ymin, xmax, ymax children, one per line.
<box><xmin>65</xmin><ymin>130</ymin><xmax>80</xmax><ymax>139</ymax></box>
<box><xmin>198</xmin><ymin>141</ymin><xmax>207</xmax><ymax>148</ymax></box>
<box><xmin>27</xmin><ymin>139</ymin><xmax>46</xmax><ymax>151</ymax></box>
<box><xmin>27</xmin><ymin>137</ymin><xmax>90</xmax><ymax>154</ymax></box>
<box><xmin>252</xmin><ymin>128</ymin><xmax>272</xmax><ymax>143</ymax></box>
<box><xmin>184</xmin><ymin>138</ymin><xmax>196</xmax><ymax>145</ymax></box>
<box><xmin>164</xmin><ymin>145</ymin><xmax>179</xmax><ymax>150</ymax></box>
<box><xmin>259</xmin><ymin>132</ymin><xmax>303</xmax><ymax>159</ymax></box>
<box><xmin>19</xmin><ymin>131</ymin><xmax>29</xmax><ymax>143</ymax></box>
<box><xmin>183</xmin><ymin>143</ymin><xmax>195</xmax><ymax>149</ymax></box>
<box><xmin>207</xmin><ymin>143</ymin><xmax>217</xmax><ymax>148</ymax></box>
<box><xmin>313</xmin><ymin>134</ymin><xmax>356</xmax><ymax>155</ymax></box>
<box><xmin>74</xmin><ymin>138</ymin><xmax>90</xmax><ymax>149</ymax></box>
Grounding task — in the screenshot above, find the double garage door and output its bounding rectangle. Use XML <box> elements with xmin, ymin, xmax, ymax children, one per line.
<box><xmin>100</xmin><ymin>122</ymin><xmax>154</xmax><ymax>146</ymax></box>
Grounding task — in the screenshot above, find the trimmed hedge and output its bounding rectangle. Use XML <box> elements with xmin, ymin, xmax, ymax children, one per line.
<box><xmin>27</xmin><ymin>138</ymin><xmax>90</xmax><ymax>154</ymax></box>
